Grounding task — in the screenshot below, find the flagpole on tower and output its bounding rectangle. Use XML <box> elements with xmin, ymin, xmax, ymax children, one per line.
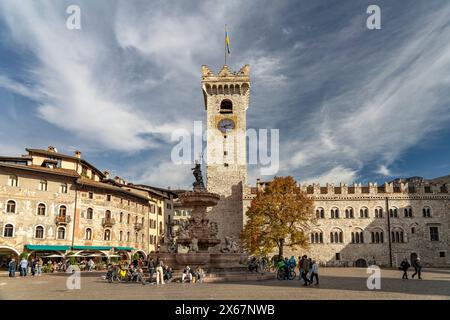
<box><xmin>224</xmin><ymin>24</ymin><xmax>227</xmax><ymax>66</ymax></box>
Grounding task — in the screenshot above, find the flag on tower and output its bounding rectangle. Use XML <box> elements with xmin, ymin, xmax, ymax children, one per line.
<box><xmin>225</xmin><ymin>26</ymin><xmax>231</xmax><ymax>55</ymax></box>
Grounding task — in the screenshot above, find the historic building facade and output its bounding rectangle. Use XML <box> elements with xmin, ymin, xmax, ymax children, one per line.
<box><xmin>0</xmin><ymin>147</ymin><xmax>173</xmax><ymax>262</ymax></box>
<box><xmin>202</xmin><ymin>64</ymin><xmax>250</xmax><ymax>246</ymax></box>
<box><xmin>201</xmin><ymin>64</ymin><xmax>449</xmax><ymax>267</ymax></box>
<box><xmin>243</xmin><ymin>178</ymin><xmax>450</xmax><ymax>267</ymax></box>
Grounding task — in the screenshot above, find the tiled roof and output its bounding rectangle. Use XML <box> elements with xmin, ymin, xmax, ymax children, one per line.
<box><xmin>0</xmin><ymin>163</ymin><xmax>80</xmax><ymax>178</ymax></box>
<box><xmin>76</xmin><ymin>178</ymin><xmax>149</xmax><ymax>201</ymax></box>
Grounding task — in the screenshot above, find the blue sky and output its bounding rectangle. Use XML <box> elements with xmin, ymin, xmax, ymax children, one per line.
<box><xmin>0</xmin><ymin>0</ymin><xmax>449</xmax><ymax>188</ymax></box>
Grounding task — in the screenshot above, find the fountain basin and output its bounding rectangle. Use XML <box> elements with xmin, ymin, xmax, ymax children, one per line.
<box><xmin>178</xmin><ymin>190</ymin><xmax>220</xmax><ymax>207</ymax></box>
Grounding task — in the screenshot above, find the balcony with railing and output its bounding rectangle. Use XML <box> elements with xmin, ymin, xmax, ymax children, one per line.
<box><xmin>55</xmin><ymin>215</ymin><xmax>71</xmax><ymax>225</ymax></box>
<box><xmin>102</xmin><ymin>218</ymin><xmax>116</xmax><ymax>228</ymax></box>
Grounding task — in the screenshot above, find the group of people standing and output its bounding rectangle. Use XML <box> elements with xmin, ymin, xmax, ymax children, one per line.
<box><xmin>8</xmin><ymin>257</ymin><xmax>44</xmax><ymax>277</ymax></box>
<box><xmin>277</xmin><ymin>255</ymin><xmax>319</xmax><ymax>286</ymax></box>
<box><xmin>400</xmin><ymin>256</ymin><xmax>423</xmax><ymax>280</ymax></box>
<box><xmin>147</xmin><ymin>257</ymin><xmax>172</xmax><ymax>284</ymax></box>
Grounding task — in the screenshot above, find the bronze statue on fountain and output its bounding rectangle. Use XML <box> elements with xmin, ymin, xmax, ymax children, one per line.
<box><xmin>150</xmin><ymin>163</ymin><xmax>246</xmax><ymax>270</ymax></box>
<box><xmin>177</xmin><ymin>163</ymin><xmax>221</xmax><ymax>252</ymax></box>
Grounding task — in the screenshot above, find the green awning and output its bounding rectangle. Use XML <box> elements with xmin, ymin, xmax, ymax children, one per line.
<box><xmin>25</xmin><ymin>245</ymin><xmax>71</xmax><ymax>251</ymax></box>
<box><xmin>72</xmin><ymin>246</ymin><xmax>112</xmax><ymax>251</ymax></box>
<box><xmin>115</xmin><ymin>247</ymin><xmax>134</xmax><ymax>251</ymax></box>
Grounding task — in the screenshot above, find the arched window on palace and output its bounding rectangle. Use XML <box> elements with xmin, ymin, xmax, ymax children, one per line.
<box><xmin>423</xmin><ymin>206</ymin><xmax>432</xmax><ymax>218</ymax></box>
<box><xmin>404</xmin><ymin>207</ymin><xmax>413</xmax><ymax>218</ymax></box>
<box><xmin>345</xmin><ymin>207</ymin><xmax>354</xmax><ymax>218</ymax></box>
<box><xmin>391</xmin><ymin>228</ymin><xmax>405</xmax><ymax>243</ymax></box>
<box><xmin>37</xmin><ymin>203</ymin><xmax>46</xmax><ymax>216</ymax></box>
<box><xmin>35</xmin><ymin>226</ymin><xmax>44</xmax><ymax>239</ymax></box>
<box><xmin>371</xmin><ymin>230</ymin><xmax>384</xmax><ymax>243</ymax></box>
<box><xmin>351</xmin><ymin>229</ymin><xmax>364</xmax><ymax>243</ymax></box>
<box><xmin>310</xmin><ymin>231</ymin><xmax>324</xmax><ymax>244</ymax></box>
<box><xmin>86</xmin><ymin>208</ymin><xmax>93</xmax><ymax>219</ymax></box>
<box><xmin>6</xmin><ymin>200</ymin><xmax>16</xmax><ymax>213</ymax></box>
<box><xmin>104</xmin><ymin>229</ymin><xmax>111</xmax><ymax>241</ymax></box>
<box><xmin>57</xmin><ymin>227</ymin><xmax>66</xmax><ymax>240</ymax></box>
<box><xmin>360</xmin><ymin>207</ymin><xmax>369</xmax><ymax>218</ymax></box>
<box><xmin>315</xmin><ymin>207</ymin><xmax>325</xmax><ymax>219</ymax></box>
<box><xmin>330</xmin><ymin>229</ymin><xmax>343</xmax><ymax>243</ymax></box>
<box><xmin>331</xmin><ymin>207</ymin><xmax>340</xmax><ymax>219</ymax></box>
<box><xmin>59</xmin><ymin>205</ymin><xmax>67</xmax><ymax>217</ymax></box>
<box><xmin>375</xmin><ymin>207</ymin><xmax>383</xmax><ymax>218</ymax></box>
<box><xmin>389</xmin><ymin>207</ymin><xmax>398</xmax><ymax>218</ymax></box>
<box><xmin>85</xmin><ymin>228</ymin><xmax>92</xmax><ymax>240</ymax></box>
<box><xmin>3</xmin><ymin>224</ymin><xmax>14</xmax><ymax>237</ymax></box>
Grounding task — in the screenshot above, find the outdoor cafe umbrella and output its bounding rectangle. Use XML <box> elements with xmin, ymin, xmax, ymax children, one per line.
<box><xmin>108</xmin><ymin>254</ymin><xmax>120</xmax><ymax>258</ymax></box>
<box><xmin>65</xmin><ymin>252</ymin><xmax>86</xmax><ymax>257</ymax></box>
<box><xmin>84</xmin><ymin>253</ymin><xmax>105</xmax><ymax>258</ymax></box>
<box><xmin>43</xmin><ymin>254</ymin><xmax>65</xmax><ymax>258</ymax></box>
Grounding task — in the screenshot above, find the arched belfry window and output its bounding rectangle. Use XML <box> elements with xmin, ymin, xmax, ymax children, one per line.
<box><xmin>219</xmin><ymin>99</ymin><xmax>233</xmax><ymax>114</ymax></box>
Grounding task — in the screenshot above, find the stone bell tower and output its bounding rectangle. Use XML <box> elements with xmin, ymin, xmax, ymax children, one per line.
<box><xmin>201</xmin><ymin>64</ymin><xmax>250</xmax><ymax>248</ymax></box>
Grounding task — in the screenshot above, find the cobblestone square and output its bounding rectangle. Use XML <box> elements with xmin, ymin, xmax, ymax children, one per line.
<box><xmin>1</xmin><ymin>267</ymin><xmax>449</xmax><ymax>300</ymax></box>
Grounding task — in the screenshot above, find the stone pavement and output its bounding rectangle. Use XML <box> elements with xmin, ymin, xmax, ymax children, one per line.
<box><xmin>0</xmin><ymin>267</ymin><xmax>449</xmax><ymax>300</ymax></box>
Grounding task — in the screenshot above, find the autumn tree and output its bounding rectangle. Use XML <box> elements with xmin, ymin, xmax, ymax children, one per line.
<box><xmin>241</xmin><ymin>176</ymin><xmax>314</xmax><ymax>259</ymax></box>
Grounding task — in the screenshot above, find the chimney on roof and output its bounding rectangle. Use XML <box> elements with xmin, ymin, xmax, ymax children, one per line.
<box><xmin>74</xmin><ymin>150</ymin><xmax>81</xmax><ymax>158</ymax></box>
<box><xmin>48</xmin><ymin>146</ymin><xmax>56</xmax><ymax>152</ymax></box>
<box><xmin>103</xmin><ymin>171</ymin><xmax>110</xmax><ymax>179</ymax></box>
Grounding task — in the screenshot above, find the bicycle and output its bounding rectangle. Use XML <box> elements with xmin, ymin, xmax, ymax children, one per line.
<box><xmin>276</xmin><ymin>267</ymin><xmax>296</xmax><ymax>280</ymax></box>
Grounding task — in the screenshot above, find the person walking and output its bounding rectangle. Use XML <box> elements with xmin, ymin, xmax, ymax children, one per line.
<box><xmin>8</xmin><ymin>258</ymin><xmax>16</xmax><ymax>278</ymax></box>
<box><xmin>156</xmin><ymin>259</ymin><xmax>165</xmax><ymax>285</ymax></box>
<box><xmin>87</xmin><ymin>259</ymin><xmax>95</xmax><ymax>272</ymax></box>
<box><xmin>310</xmin><ymin>260</ymin><xmax>319</xmax><ymax>285</ymax></box>
<box><xmin>36</xmin><ymin>258</ymin><xmax>43</xmax><ymax>276</ymax></box>
<box><xmin>400</xmin><ymin>258</ymin><xmax>410</xmax><ymax>280</ymax></box>
<box><xmin>298</xmin><ymin>256</ymin><xmax>304</xmax><ymax>281</ymax></box>
<box><xmin>30</xmin><ymin>259</ymin><xmax>36</xmax><ymax>276</ymax></box>
<box><xmin>19</xmin><ymin>257</ymin><xmax>28</xmax><ymax>277</ymax></box>
<box><xmin>302</xmin><ymin>256</ymin><xmax>310</xmax><ymax>286</ymax></box>
<box><xmin>147</xmin><ymin>258</ymin><xmax>156</xmax><ymax>283</ymax></box>
<box><xmin>411</xmin><ymin>257</ymin><xmax>422</xmax><ymax>280</ymax></box>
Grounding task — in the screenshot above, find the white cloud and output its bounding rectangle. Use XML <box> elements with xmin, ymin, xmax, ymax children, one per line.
<box><xmin>301</xmin><ymin>166</ymin><xmax>358</xmax><ymax>185</ymax></box>
<box><xmin>0</xmin><ymin>75</ymin><xmax>44</xmax><ymax>100</ymax></box>
<box><xmin>376</xmin><ymin>165</ymin><xmax>391</xmax><ymax>177</ymax></box>
<box><xmin>0</xmin><ymin>1</ymin><xmax>180</xmax><ymax>153</ymax></box>
<box><xmin>286</xmin><ymin>5</ymin><xmax>450</xmax><ymax>180</ymax></box>
<box><xmin>135</xmin><ymin>161</ymin><xmax>193</xmax><ymax>189</ymax></box>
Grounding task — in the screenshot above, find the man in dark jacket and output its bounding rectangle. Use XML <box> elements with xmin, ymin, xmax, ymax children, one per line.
<box><xmin>411</xmin><ymin>257</ymin><xmax>422</xmax><ymax>279</ymax></box>
<box><xmin>8</xmin><ymin>258</ymin><xmax>16</xmax><ymax>277</ymax></box>
<box><xmin>302</xmin><ymin>256</ymin><xmax>310</xmax><ymax>286</ymax></box>
<box><xmin>400</xmin><ymin>258</ymin><xmax>410</xmax><ymax>279</ymax></box>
